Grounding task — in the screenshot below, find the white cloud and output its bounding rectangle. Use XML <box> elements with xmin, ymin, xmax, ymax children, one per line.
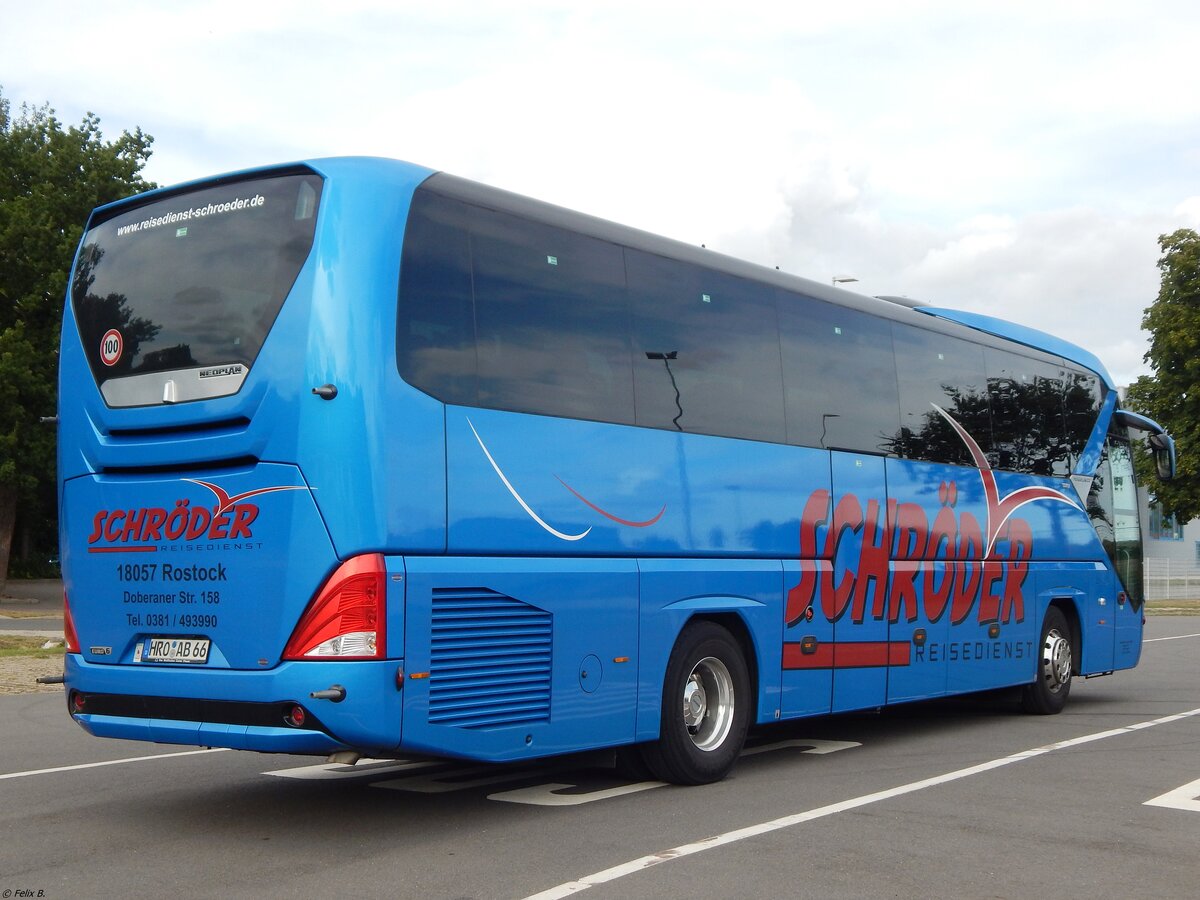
<box><xmin>1174</xmin><ymin>197</ymin><xmax>1200</xmax><ymax>225</ymax></box>
<box><xmin>5</xmin><ymin>0</ymin><xmax>1200</xmax><ymax>389</ymax></box>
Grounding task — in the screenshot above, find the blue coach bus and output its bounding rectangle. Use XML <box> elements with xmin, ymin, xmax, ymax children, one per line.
<box><xmin>58</xmin><ymin>157</ymin><xmax>1176</xmax><ymax>784</ymax></box>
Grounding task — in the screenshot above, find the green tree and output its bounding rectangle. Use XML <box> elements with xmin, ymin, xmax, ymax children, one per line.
<box><xmin>0</xmin><ymin>88</ymin><xmax>154</xmax><ymax>591</ymax></box>
<box><xmin>1125</xmin><ymin>228</ymin><xmax>1200</xmax><ymax>522</ymax></box>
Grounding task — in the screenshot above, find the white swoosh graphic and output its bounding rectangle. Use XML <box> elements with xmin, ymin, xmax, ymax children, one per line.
<box><xmin>467</xmin><ymin>418</ymin><xmax>592</xmax><ymax>542</ymax></box>
<box><xmin>931</xmin><ymin>403</ymin><xmax>1081</xmax><ymax>558</ymax></box>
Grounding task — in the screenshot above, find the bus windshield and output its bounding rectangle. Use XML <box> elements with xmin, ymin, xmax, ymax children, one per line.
<box><xmin>71</xmin><ymin>171</ymin><xmax>322</xmax><ymax>405</ymax></box>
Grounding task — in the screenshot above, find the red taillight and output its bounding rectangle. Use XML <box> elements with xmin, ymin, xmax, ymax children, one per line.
<box><xmin>283</xmin><ymin>554</ymin><xmax>387</xmax><ymax>660</ymax></box>
<box><xmin>64</xmin><ymin>592</ymin><xmax>81</xmax><ymax>654</ymax></box>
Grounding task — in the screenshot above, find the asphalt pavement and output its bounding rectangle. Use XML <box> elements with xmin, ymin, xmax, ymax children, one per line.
<box><xmin>1</xmin><ymin>578</ymin><xmax>63</xmax><ymax>635</ymax></box>
<box><xmin>2</xmin><ymin>615</ymin><xmax>1199</xmax><ymax>898</ymax></box>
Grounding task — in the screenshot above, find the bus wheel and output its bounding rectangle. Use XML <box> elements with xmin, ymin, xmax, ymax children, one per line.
<box><xmin>640</xmin><ymin>621</ymin><xmax>750</xmax><ymax>785</ymax></box>
<box><xmin>1022</xmin><ymin>606</ymin><xmax>1073</xmax><ymax>715</ymax></box>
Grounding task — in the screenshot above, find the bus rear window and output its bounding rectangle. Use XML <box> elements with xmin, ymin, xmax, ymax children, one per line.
<box><xmin>71</xmin><ymin>171</ymin><xmax>322</xmax><ymax>402</ymax></box>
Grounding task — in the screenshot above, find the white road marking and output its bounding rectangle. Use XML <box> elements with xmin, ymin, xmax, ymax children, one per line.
<box><xmin>373</xmin><ymin>764</ymin><xmax>546</xmax><ymax>794</ymax></box>
<box><xmin>742</xmin><ymin>739</ymin><xmax>861</xmax><ymax>756</ymax></box>
<box><xmin>272</xmin><ymin>738</ymin><xmax>859</xmax><ymax>803</ymax></box>
<box><xmin>261</xmin><ymin>758</ymin><xmax>443</xmax><ymax>780</ymax></box>
<box><xmin>490</xmin><ymin>781</ymin><xmax>667</xmax><ymax>806</ymax></box>
<box><xmin>1145</xmin><ymin>777</ymin><xmax>1200</xmax><ymax>813</ymax></box>
<box><xmin>488</xmin><ymin>739</ymin><xmax>860</xmax><ymax>806</ymax></box>
<box><xmin>0</xmin><ymin>748</ymin><xmax>228</xmax><ymax>781</ymax></box>
<box><xmin>1144</xmin><ymin>632</ymin><xmax>1200</xmax><ymax>643</ymax></box>
<box><xmin>523</xmin><ymin>706</ymin><xmax>1200</xmax><ymax>900</ymax></box>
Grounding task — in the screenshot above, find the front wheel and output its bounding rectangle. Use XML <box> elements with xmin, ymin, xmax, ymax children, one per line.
<box><xmin>1021</xmin><ymin>606</ymin><xmax>1074</xmax><ymax>714</ymax></box>
<box><xmin>640</xmin><ymin>621</ymin><xmax>750</xmax><ymax>785</ymax></box>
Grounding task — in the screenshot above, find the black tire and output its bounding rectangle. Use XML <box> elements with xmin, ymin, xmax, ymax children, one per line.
<box><xmin>639</xmin><ymin>621</ymin><xmax>751</xmax><ymax>785</ymax></box>
<box><xmin>1021</xmin><ymin>606</ymin><xmax>1074</xmax><ymax>715</ymax></box>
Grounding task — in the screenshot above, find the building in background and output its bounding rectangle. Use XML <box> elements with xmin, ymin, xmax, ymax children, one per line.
<box><xmin>1143</xmin><ymin>500</ymin><xmax>1200</xmax><ymax>602</ymax></box>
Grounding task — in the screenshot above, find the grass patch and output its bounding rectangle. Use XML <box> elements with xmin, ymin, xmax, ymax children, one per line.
<box><xmin>1146</xmin><ymin>599</ymin><xmax>1200</xmax><ymax>615</ymax></box>
<box><xmin>0</xmin><ymin>635</ymin><xmax>64</xmax><ymax>659</ymax></box>
<box><xmin>0</xmin><ymin>609</ymin><xmax>63</xmax><ymax>619</ymax></box>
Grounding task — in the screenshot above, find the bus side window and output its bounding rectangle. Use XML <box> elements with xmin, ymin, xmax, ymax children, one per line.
<box><xmin>397</xmin><ymin>190</ymin><xmax>478</xmax><ymax>405</ymax></box>
<box><xmin>986</xmin><ymin>349</ymin><xmax>1070</xmax><ymax>476</ymax></box>
<box><xmin>778</xmin><ymin>297</ymin><xmax>899</xmax><ymax>453</ymax></box>
<box><xmin>627</xmin><ymin>249</ymin><xmax>785</xmax><ymax>443</ymax></box>
<box><xmin>891</xmin><ymin>324</ymin><xmax>991</xmax><ymax>466</ymax></box>
<box><xmin>469</xmin><ymin>207</ymin><xmax>634</xmax><ymax>425</ymax></box>
<box><xmin>1064</xmin><ymin>372</ymin><xmax>1103</xmax><ymax>472</ymax></box>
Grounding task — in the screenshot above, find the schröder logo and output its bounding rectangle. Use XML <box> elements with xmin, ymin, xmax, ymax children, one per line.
<box><xmin>86</xmin><ymin>479</ymin><xmax>308</xmax><ymax>553</ymax></box>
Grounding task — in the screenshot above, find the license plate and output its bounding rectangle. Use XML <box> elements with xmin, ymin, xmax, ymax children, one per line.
<box><xmin>141</xmin><ymin>637</ymin><xmax>210</xmax><ymax>664</ymax></box>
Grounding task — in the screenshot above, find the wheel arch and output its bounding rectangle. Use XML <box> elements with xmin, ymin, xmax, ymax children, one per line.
<box><xmin>636</xmin><ymin>613</ymin><xmax>756</xmax><ymax>783</ymax></box>
<box><xmin>1047</xmin><ymin>596</ymin><xmax>1083</xmax><ymax>675</ymax></box>
<box><xmin>635</xmin><ymin>604</ymin><xmax>767</xmax><ymax>743</ymax></box>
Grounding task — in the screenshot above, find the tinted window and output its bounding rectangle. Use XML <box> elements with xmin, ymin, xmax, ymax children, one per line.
<box><xmin>398</xmin><ymin>187</ymin><xmax>1109</xmax><ymax>467</ymax></box>
<box><xmin>628</xmin><ymin>250</ymin><xmax>784</xmax><ymax>442</ymax></box>
<box><xmin>890</xmin><ymin>323</ymin><xmax>990</xmax><ymax>465</ymax></box>
<box><xmin>1109</xmin><ymin>441</ymin><xmax>1144</xmax><ymax>605</ymax></box>
<box><xmin>1064</xmin><ymin>370</ymin><xmax>1104</xmax><ymax>467</ymax></box>
<box><xmin>470</xmin><ymin>207</ymin><xmax>633</xmax><ymax>424</ymax></box>
<box><xmin>1087</xmin><ymin>451</ymin><xmax>1115</xmax><ymax>549</ymax></box>
<box><xmin>1087</xmin><ymin>442</ymin><xmax>1144</xmax><ymax>605</ymax></box>
<box><xmin>987</xmin><ymin>350</ymin><xmax>1070</xmax><ymax>475</ymax></box>
<box><xmin>397</xmin><ymin>191</ymin><xmax>477</xmax><ymax>406</ymax></box>
<box><xmin>779</xmin><ymin>296</ymin><xmax>899</xmax><ymax>452</ymax></box>
<box><xmin>73</xmin><ymin>172</ymin><xmax>322</xmax><ymax>385</ymax></box>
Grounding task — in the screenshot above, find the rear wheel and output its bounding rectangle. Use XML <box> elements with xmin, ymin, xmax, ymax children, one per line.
<box><xmin>1022</xmin><ymin>606</ymin><xmax>1073</xmax><ymax>714</ymax></box>
<box><xmin>639</xmin><ymin>621</ymin><xmax>750</xmax><ymax>785</ymax></box>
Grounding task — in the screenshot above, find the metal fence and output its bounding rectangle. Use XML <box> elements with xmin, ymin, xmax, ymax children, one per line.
<box><xmin>1144</xmin><ymin>558</ymin><xmax>1200</xmax><ymax>603</ymax></box>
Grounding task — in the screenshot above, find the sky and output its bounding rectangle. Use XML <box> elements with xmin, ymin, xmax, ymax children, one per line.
<box><xmin>4</xmin><ymin>0</ymin><xmax>1200</xmax><ymax>386</ymax></box>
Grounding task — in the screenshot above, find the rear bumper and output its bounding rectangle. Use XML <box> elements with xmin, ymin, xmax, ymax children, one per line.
<box><xmin>65</xmin><ymin>654</ymin><xmax>404</xmax><ymax>756</ymax></box>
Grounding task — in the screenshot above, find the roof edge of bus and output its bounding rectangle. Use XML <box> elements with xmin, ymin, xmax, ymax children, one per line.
<box><xmin>88</xmin><ymin>156</ymin><xmax>432</xmax><ymax>217</ymax></box>
<box><xmin>419</xmin><ymin>171</ymin><xmax>944</xmax><ymax>322</ymax></box>
<box><xmin>916</xmin><ymin>307</ymin><xmax>1116</xmax><ymax>390</ymax></box>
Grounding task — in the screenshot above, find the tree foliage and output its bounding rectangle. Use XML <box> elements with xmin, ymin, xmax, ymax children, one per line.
<box><xmin>1125</xmin><ymin>228</ymin><xmax>1200</xmax><ymax>522</ymax></box>
<box><xmin>0</xmin><ymin>87</ymin><xmax>155</xmax><ymax>586</ymax></box>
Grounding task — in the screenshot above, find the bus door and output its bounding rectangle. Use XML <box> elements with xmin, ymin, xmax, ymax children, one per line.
<box><xmin>830</xmin><ymin>452</ymin><xmax>890</xmax><ymax>713</ymax></box>
<box><xmin>885</xmin><ymin>458</ymin><xmax>950</xmax><ymax>704</ymax></box>
<box><xmin>782</xmin><ymin>556</ymin><xmax>834</xmax><ymax>718</ymax></box>
<box><xmin>1100</xmin><ymin>440</ymin><xmax>1145</xmax><ymax>670</ymax></box>
<box><xmin>781</xmin><ymin>452</ymin><xmax>834</xmax><ymax>720</ymax></box>
<box><xmin>940</xmin><ymin>460</ymin><xmax>1040</xmax><ymax>696</ymax></box>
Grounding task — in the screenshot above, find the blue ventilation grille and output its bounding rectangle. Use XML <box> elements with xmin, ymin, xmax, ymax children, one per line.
<box><xmin>428</xmin><ymin>587</ymin><xmax>553</xmax><ymax>728</ymax></box>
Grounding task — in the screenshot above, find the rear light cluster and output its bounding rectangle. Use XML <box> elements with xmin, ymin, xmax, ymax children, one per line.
<box><xmin>64</xmin><ymin>593</ymin><xmax>81</xmax><ymax>653</ymax></box>
<box><xmin>283</xmin><ymin>554</ymin><xmax>387</xmax><ymax>660</ymax></box>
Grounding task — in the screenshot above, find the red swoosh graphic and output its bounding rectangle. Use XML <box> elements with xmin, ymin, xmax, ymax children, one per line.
<box><xmin>931</xmin><ymin>404</ymin><xmax>1079</xmax><ymax>558</ymax></box>
<box><xmin>184</xmin><ymin>479</ymin><xmax>310</xmax><ymax>514</ymax></box>
<box><xmin>555</xmin><ymin>476</ymin><xmax>666</xmax><ymax>528</ymax></box>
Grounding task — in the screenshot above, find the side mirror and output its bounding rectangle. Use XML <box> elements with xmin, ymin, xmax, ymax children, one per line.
<box><xmin>1149</xmin><ymin>432</ymin><xmax>1177</xmax><ymax>481</ymax></box>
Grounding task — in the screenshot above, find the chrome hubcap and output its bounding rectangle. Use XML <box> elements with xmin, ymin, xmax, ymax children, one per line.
<box><xmin>1042</xmin><ymin>628</ymin><xmax>1072</xmax><ymax>693</ymax></box>
<box><xmin>683</xmin><ymin>674</ymin><xmax>707</xmax><ymax>727</ymax></box>
<box><xmin>681</xmin><ymin>656</ymin><xmax>734</xmax><ymax>751</ymax></box>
